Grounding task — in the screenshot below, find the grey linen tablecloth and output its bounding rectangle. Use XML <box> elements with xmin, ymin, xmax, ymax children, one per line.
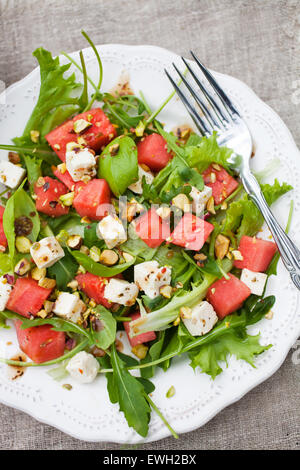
<box><xmin>0</xmin><ymin>0</ymin><xmax>299</xmax><ymax>450</ymax></box>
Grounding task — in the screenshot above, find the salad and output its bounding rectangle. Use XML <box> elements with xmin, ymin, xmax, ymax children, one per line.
<box><xmin>0</xmin><ymin>32</ymin><xmax>293</xmax><ymax>439</ymax></box>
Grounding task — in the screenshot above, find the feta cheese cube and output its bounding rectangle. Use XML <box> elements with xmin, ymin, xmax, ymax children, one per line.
<box><xmin>189</xmin><ymin>185</ymin><xmax>212</xmax><ymax>215</ymax></box>
<box><xmin>240</xmin><ymin>268</ymin><xmax>267</xmax><ymax>296</ymax></box>
<box><xmin>128</xmin><ymin>165</ymin><xmax>154</xmax><ymax>194</ymax></box>
<box><xmin>30</xmin><ymin>236</ymin><xmax>64</xmax><ymax>269</ymax></box>
<box><xmin>96</xmin><ymin>214</ymin><xmax>127</xmax><ymax>249</ymax></box>
<box><xmin>183</xmin><ymin>301</ymin><xmax>218</xmax><ymax>336</ymax></box>
<box><xmin>0</xmin><ymin>160</ymin><xmax>26</xmax><ymax>189</ymax></box>
<box><xmin>53</xmin><ymin>292</ymin><xmax>86</xmax><ymax>323</ymax></box>
<box><xmin>66</xmin><ymin>351</ymin><xmax>99</xmax><ymax>384</ymax></box>
<box><xmin>65</xmin><ymin>144</ymin><xmax>96</xmax><ymax>182</ymax></box>
<box><xmin>104</xmin><ymin>278</ymin><xmax>138</xmax><ymax>306</ymax></box>
<box><xmin>134</xmin><ymin>260</ymin><xmax>172</xmax><ymax>299</ymax></box>
<box><xmin>0</xmin><ymin>276</ymin><xmax>13</xmax><ymax>311</ymax></box>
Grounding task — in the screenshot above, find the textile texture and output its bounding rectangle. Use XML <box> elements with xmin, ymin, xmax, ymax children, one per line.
<box><xmin>0</xmin><ymin>0</ymin><xmax>299</xmax><ymax>450</ymax></box>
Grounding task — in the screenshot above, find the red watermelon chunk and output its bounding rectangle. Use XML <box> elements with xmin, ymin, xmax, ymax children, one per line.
<box><xmin>76</xmin><ymin>272</ymin><xmax>112</xmax><ymax>309</ymax></box>
<box><xmin>137</xmin><ymin>134</ymin><xmax>172</xmax><ymax>171</ymax></box>
<box><xmin>53</xmin><ymin>167</ymin><xmax>75</xmax><ymax>191</ymax></box>
<box><xmin>46</xmin><ymin>108</ymin><xmax>116</xmax><ymax>162</ymax></box>
<box><xmin>14</xmin><ymin>320</ymin><xmax>65</xmax><ymax>363</ymax></box>
<box><xmin>34</xmin><ymin>176</ymin><xmax>69</xmax><ymax>217</ymax></box>
<box><xmin>206</xmin><ymin>273</ymin><xmax>251</xmax><ymax>319</ymax></box>
<box><xmin>125</xmin><ymin>312</ymin><xmax>156</xmax><ymax>347</ymax></box>
<box><xmin>7</xmin><ymin>278</ymin><xmax>53</xmax><ymax>318</ymax></box>
<box><xmin>135</xmin><ymin>209</ymin><xmax>170</xmax><ymax>248</ymax></box>
<box><xmin>73</xmin><ymin>179</ymin><xmax>111</xmax><ymax>220</ymax></box>
<box><xmin>170</xmin><ymin>213</ymin><xmax>214</xmax><ymax>251</ymax></box>
<box><xmin>202</xmin><ymin>164</ymin><xmax>238</xmax><ymax>204</ymax></box>
<box><xmin>234</xmin><ymin>235</ymin><xmax>277</xmax><ymax>272</ymax></box>
<box><xmin>0</xmin><ymin>205</ymin><xmax>7</xmax><ymax>249</ymax></box>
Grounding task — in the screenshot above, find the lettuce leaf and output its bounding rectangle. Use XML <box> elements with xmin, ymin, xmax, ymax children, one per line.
<box><xmin>185</xmin><ymin>132</ymin><xmax>233</xmax><ymax>172</ymax></box>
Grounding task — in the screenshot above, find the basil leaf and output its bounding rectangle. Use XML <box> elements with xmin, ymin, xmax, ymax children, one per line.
<box><xmin>48</xmin><ymin>249</ymin><xmax>79</xmax><ymax>290</ymax></box>
<box><xmin>70</xmin><ymin>250</ymin><xmax>135</xmax><ymax>277</ymax></box>
<box><xmin>90</xmin><ymin>305</ymin><xmax>116</xmax><ymax>350</ymax></box>
<box><xmin>98</xmin><ymin>136</ymin><xmax>138</xmax><ymax>196</ymax></box>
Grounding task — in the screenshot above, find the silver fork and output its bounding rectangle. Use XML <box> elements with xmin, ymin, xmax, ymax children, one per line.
<box><xmin>165</xmin><ymin>52</ymin><xmax>300</xmax><ymax>290</ymax></box>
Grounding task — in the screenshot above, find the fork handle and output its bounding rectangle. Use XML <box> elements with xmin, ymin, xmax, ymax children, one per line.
<box><xmin>241</xmin><ymin>171</ymin><xmax>300</xmax><ymax>290</ymax></box>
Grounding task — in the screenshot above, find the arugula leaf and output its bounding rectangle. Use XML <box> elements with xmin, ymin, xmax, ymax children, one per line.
<box><xmin>189</xmin><ymin>329</ymin><xmax>270</xmax><ymax>379</ymax></box>
<box><xmin>83</xmin><ymin>223</ymin><xmax>105</xmax><ymax>249</ymax></box>
<box><xmin>48</xmin><ymin>249</ymin><xmax>79</xmax><ymax>290</ymax></box>
<box><xmin>185</xmin><ymin>132</ymin><xmax>233</xmax><ymax>172</ymax></box>
<box><xmin>223</xmin><ymin>180</ymin><xmax>292</xmax><ymax>241</ymax></box>
<box><xmin>140</xmin><ymin>331</ymin><xmax>165</xmax><ymax>379</ymax></box>
<box><xmin>110</xmin><ymin>344</ymin><xmax>151</xmax><ymax>437</ymax></box>
<box><xmin>21</xmin><ymin>48</ymin><xmax>81</xmax><ymax>139</ymax></box>
<box><xmin>23</xmin><ymin>155</ymin><xmax>42</xmax><ymax>190</ymax></box>
<box><xmin>98</xmin><ymin>136</ymin><xmax>138</xmax><ymax>196</ymax></box>
<box><xmin>70</xmin><ymin>250</ymin><xmax>135</xmax><ymax>276</ymax></box>
<box><xmin>0</xmin><ymin>254</ymin><xmax>11</xmax><ymax>276</ymax></box>
<box><xmin>90</xmin><ymin>305</ymin><xmax>116</xmax><ymax>350</ymax></box>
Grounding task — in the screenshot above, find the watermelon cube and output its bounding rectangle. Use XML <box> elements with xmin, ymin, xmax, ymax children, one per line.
<box><xmin>206</xmin><ymin>273</ymin><xmax>251</xmax><ymax>319</ymax></box>
<box><xmin>76</xmin><ymin>272</ymin><xmax>112</xmax><ymax>309</ymax></box>
<box><xmin>46</xmin><ymin>108</ymin><xmax>116</xmax><ymax>162</ymax></box>
<box><xmin>202</xmin><ymin>164</ymin><xmax>238</xmax><ymax>205</ymax></box>
<box><xmin>7</xmin><ymin>278</ymin><xmax>53</xmax><ymax>318</ymax></box>
<box><xmin>73</xmin><ymin>179</ymin><xmax>111</xmax><ymax>221</ymax></box>
<box><xmin>0</xmin><ymin>205</ymin><xmax>7</xmax><ymax>249</ymax></box>
<box><xmin>170</xmin><ymin>213</ymin><xmax>214</xmax><ymax>251</ymax></box>
<box><xmin>34</xmin><ymin>176</ymin><xmax>69</xmax><ymax>217</ymax></box>
<box><xmin>137</xmin><ymin>133</ymin><xmax>172</xmax><ymax>171</ymax></box>
<box><xmin>135</xmin><ymin>209</ymin><xmax>171</xmax><ymax>248</ymax></box>
<box><xmin>14</xmin><ymin>320</ymin><xmax>65</xmax><ymax>363</ymax></box>
<box><xmin>234</xmin><ymin>236</ymin><xmax>277</xmax><ymax>272</ymax></box>
<box><xmin>124</xmin><ymin>312</ymin><xmax>156</xmax><ymax>347</ymax></box>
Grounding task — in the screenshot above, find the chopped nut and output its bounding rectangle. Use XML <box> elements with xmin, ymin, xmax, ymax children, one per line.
<box><xmin>212</xmin><ymin>163</ymin><xmax>221</xmax><ymax>171</ymax></box>
<box><xmin>194</xmin><ymin>253</ymin><xmax>207</xmax><ymax>261</ymax></box>
<box><xmin>265</xmin><ymin>310</ymin><xmax>274</xmax><ymax>320</ymax></box>
<box><xmin>89</xmin><ymin>245</ymin><xmax>101</xmax><ymax>262</ymax></box>
<box><xmin>226</xmin><ymin>251</ymin><xmax>233</xmax><ymax>260</ymax></box>
<box><xmin>180</xmin><ymin>306</ymin><xmax>192</xmax><ymax>319</ymax></box>
<box><xmin>31</xmin><ymin>266</ymin><xmax>46</xmax><ymax>281</ymax></box>
<box><xmin>0</xmin><ymin>245</ymin><xmax>6</xmax><ymax>252</ymax></box>
<box><xmin>215</xmin><ymin>234</ymin><xmax>230</xmax><ymax>260</ymax></box>
<box><xmin>80</xmin><ymin>216</ymin><xmax>91</xmax><ymax>224</ymax></box>
<box><xmin>43</xmin><ymin>300</ymin><xmax>54</xmax><ymax>314</ymax></box>
<box><xmin>115</xmin><ymin>339</ymin><xmax>124</xmax><ymax>352</ymax></box>
<box><xmin>166</xmin><ymin>385</ymin><xmax>175</xmax><ymax>398</ymax></box>
<box><xmin>57</xmin><ymin>163</ymin><xmax>67</xmax><ymax>174</ymax></box>
<box><xmin>109</xmin><ymin>143</ymin><xmax>120</xmax><ymax>156</ymax></box>
<box><xmin>172</xmin><ymin>193</ymin><xmax>191</xmax><ymax>212</ymax></box>
<box><xmin>37</xmin><ymin>309</ymin><xmax>48</xmax><ymax>319</ymax></box>
<box><xmin>36</xmin><ymin>176</ymin><xmax>45</xmax><ymax>188</ymax></box>
<box><xmin>62</xmin><ymin>384</ymin><xmax>72</xmax><ymax>391</ymax></box>
<box><xmin>59</xmin><ymin>192</ymin><xmax>74</xmax><ymax>207</ymax></box>
<box><xmin>140</xmin><ymin>163</ymin><xmax>151</xmax><ymax>172</ymax></box>
<box><xmin>173</xmin><ymin>316</ymin><xmax>181</xmax><ymax>326</ymax></box>
<box><xmin>15</xmin><ymin>236</ymin><xmax>32</xmax><ymax>254</ymax></box>
<box><xmin>122</xmin><ymin>252</ymin><xmax>134</xmax><ymax>263</ymax></box>
<box><xmin>99</xmin><ymin>249</ymin><xmax>119</xmax><ymax>266</ymax></box>
<box><xmin>14</xmin><ymin>258</ymin><xmax>31</xmax><ymax>276</ymax></box>
<box><xmin>89</xmin><ymin>299</ymin><xmax>97</xmax><ymax>308</ymax></box>
<box><xmin>126</xmin><ymin>203</ymin><xmax>137</xmax><ymax>222</ymax></box>
<box><xmin>53</xmin><ymin>144</ymin><xmax>61</xmax><ymax>150</ymax></box>
<box><xmin>160</xmin><ymin>285</ymin><xmax>173</xmax><ymax>299</ymax></box>
<box><xmin>30</xmin><ymin>130</ymin><xmax>40</xmax><ymax>143</ymax></box>
<box><xmin>77</xmin><ymin>136</ymin><xmax>87</xmax><ymax>146</ymax></box>
<box><xmin>231</xmin><ymin>250</ymin><xmax>244</xmax><ymax>261</ymax></box>
<box><xmin>221</xmin><ymin>201</ymin><xmax>228</xmax><ymax>210</ymax></box>
<box><xmin>156</xmin><ymin>206</ymin><xmax>171</xmax><ymax>219</ymax></box>
<box><xmin>67</xmin><ymin>279</ymin><xmax>79</xmax><ymax>290</ymax></box>
<box><xmin>38</xmin><ymin>278</ymin><xmax>56</xmax><ymax>289</ymax></box>
<box><xmin>135</xmin><ymin>121</ymin><xmax>145</xmax><ymax>137</ymax></box>
<box><xmin>8</xmin><ymin>152</ymin><xmax>20</xmax><ymax>164</ymax></box>
<box><xmin>131</xmin><ymin>344</ymin><xmax>148</xmax><ymax>360</ymax></box>
<box><xmin>79</xmin><ymin>245</ymin><xmax>90</xmax><ymax>255</ymax></box>
<box><xmin>73</xmin><ymin>119</ymin><xmax>92</xmax><ymax>134</ymax></box>
<box><xmin>210</xmin><ymin>172</ymin><xmax>216</xmax><ymax>183</ymax></box>
<box><xmin>206</xmin><ymin>196</ymin><xmax>216</xmax><ymax>214</ymax></box>
<box><xmin>77</xmin><ymin>265</ymin><xmax>86</xmax><ymax>274</ymax></box>
<box><xmin>67</xmin><ymin>235</ymin><xmax>83</xmax><ymax>250</ymax></box>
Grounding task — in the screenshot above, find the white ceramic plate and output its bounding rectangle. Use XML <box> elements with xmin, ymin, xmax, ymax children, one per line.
<box><xmin>0</xmin><ymin>45</ymin><xmax>299</xmax><ymax>444</ymax></box>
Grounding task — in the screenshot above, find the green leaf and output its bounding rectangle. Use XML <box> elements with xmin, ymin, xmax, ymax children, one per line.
<box><xmin>70</xmin><ymin>250</ymin><xmax>135</xmax><ymax>277</ymax></box>
<box><xmin>48</xmin><ymin>249</ymin><xmax>79</xmax><ymax>290</ymax></box>
<box><xmin>23</xmin><ymin>155</ymin><xmax>42</xmax><ymax>190</ymax></box>
<box><xmin>185</xmin><ymin>132</ymin><xmax>233</xmax><ymax>172</ymax></box>
<box><xmin>189</xmin><ymin>328</ymin><xmax>271</xmax><ymax>379</ymax></box>
<box><xmin>90</xmin><ymin>305</ymin><xmax>116</xmax><ymax>350</ymax></box>
<box><xmin>21</xmin><ymin>47</ymin><xmax>81</xmax><ymax>139</ymax></box>
<box><xmin>0</xmin><ymin>253</ymin><xmax>11</xmax><ymax>276</ymax></box>
<box><xmin>98</xmin><ymin>136</ymin><xmax>138</xmax><ymax>196</ymax></box>
<box><xmin>83</xmin><ymin>223</ymin><xmax>105</xmax><ymax>249</ymax></box>
<box><xmin>141</xmin><ymin>331</ymin><xmax>165</xmax><ymax>379</ymax></box>
<box><xmin>110</xmin><ymin>344</ymin><xmax>151</xmax><ymax>437</ymax></box>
